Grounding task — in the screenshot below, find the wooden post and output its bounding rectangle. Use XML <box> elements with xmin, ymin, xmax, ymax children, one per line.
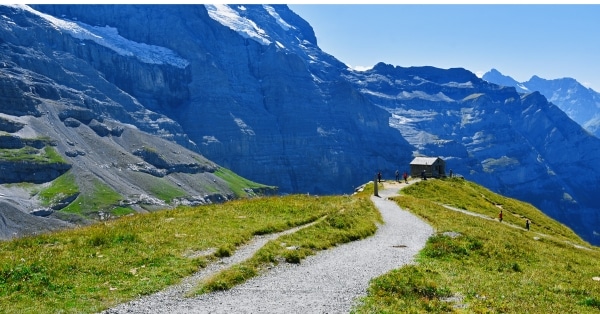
<box><xmin>374</xmin><ymin>174</ymin><xmax>379</xmax><ymax>196</ymax></box>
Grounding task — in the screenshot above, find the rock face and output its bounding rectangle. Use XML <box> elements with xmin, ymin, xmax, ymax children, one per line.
<box><xmin>26</xmin><ymin>4</ymin><xmax>412</xmax><ymax>195</ymax></box>
<box><xmin>0</xmin><ymin>5</ymin><xmax>275</xmax><ymax>240</ymax></box>
<box><xmin>0</xmin><ymin>200</ymin><xmax>74</xmax><ymax>239</ymax></box>
<box><xmin>1</xmin><ymin>5</ymin><xmax>599</xmax><ymax>245</ymax></box>
<box><xmin>483</xmin><ymin>68</ymin><xmax>600</xmax><ymax>138</ymax></box>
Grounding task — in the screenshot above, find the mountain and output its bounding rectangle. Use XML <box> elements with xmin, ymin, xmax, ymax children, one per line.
<box><xmin>0</xmin><ymin>4</ymin><xmax>599</xmax><ymax>245</ymax></box>
<box><xmin>0</xmin><ymin>5</ymin><xmax>275</xmax><ymax>240</ymax></box>
<box><xmin>483</xmin><ymin>68</ymin><xmax>600</xmax><ymax>137</ymax></box>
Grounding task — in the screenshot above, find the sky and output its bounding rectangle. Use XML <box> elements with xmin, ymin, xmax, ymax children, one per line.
<box><xmin>287</xmin><ymin>4</ymin><xmax>600</xmax><ymax>91</ymax></box>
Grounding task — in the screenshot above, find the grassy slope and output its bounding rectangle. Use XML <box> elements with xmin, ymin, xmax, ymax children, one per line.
<box><xmin>1</xmin><ymin>178</ymin><xmax>598</xmax><ymax>313</ymax></box>
<box><xmin>214</xmin><ymin>166</ymin><xmax>277</xmax><ymax>197</ymax></box>
<box><xmin>353</xmin><ymin>178</ymin><xmax>600</xmax><ymax>313</ymax></box>
<box><xmin>0</xmin><ymin>187</ymin><xmax>380</xmax><ymax>314</ymax></box>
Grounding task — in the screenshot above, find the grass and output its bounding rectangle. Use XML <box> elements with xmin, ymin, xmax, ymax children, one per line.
<box><xmin>61</xmin><ymin>178</ymin><xmax>133</xmax><ymax>218</ymax></box>
<box><xmin>352</xmin><ymin>178</ymin><xmax>600</xmax><ymax>313</ymax></box>
<box><xmin>2</xmin><ymin>177</ymin><xmax>599</xmax><ymax>313</ymax></box>
<box><xmin>146</xmin><ymin>178</ymin><xmax>188</xmax><ymax>202</ymax></box>
<box><xmin>399</xmin><ymin>178</ymin><xmax>584</xmax><ymax>242</ymax></box>
<box><xmin>124</xmin><ymin>171</ymin><xmax>188</xmax><ymax>204</ymax></box>
<box><xmin>0</xmin><ymin>146</ymin><xmax>68</xmax><ymax>164</ymax></box>
<box><xmin>0</xmin><ymin>188</ymin><xmax>380</xmax><ymax>314</ymax></box>
<box><xmin>214</xmin><ymin>166</ymin><xmax>277</xmax><ymax>197</ymax></box>
<box><xmin>37</xmin><ymin>171</ymin><xmax>79</xmax><ymax>207</ymax></box>
<box><xmin>42</xmin><ymin>146</ymin><xmax>68</xmax><ymax>164</ymax></box>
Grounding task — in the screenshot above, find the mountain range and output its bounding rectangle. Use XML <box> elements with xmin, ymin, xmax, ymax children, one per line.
<box><xmin>0</xmin><ymin>4</ymin><xmax>598</xmax><ymax>245</ymax></box>
<box><xmin>483</xmin><ymin>68</ymin><xmax>600</xmax><ymax>138</ymax></box>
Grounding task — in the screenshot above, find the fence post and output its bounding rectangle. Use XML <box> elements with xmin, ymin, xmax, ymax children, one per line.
<box><xmin>374</xmin><ymin>174</ymin><xmax>379</xmax><ymax>196</ymax></box>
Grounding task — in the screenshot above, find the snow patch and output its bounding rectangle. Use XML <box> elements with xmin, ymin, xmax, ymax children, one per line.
<box><xmin>317</xmin><ymin>126</ymin><xmax>338</xmax><ymax>137</ymax></box>
<box><xmin>230</xmin><ymin>113</ymin><xmax>255</xmax><ymax>136</ymax></box>
<box><xmin>202</xmin><ymin>136</ymin><xmax>220</xmax><ymax>144</ymax></box>
<box><xmin>352</xmin><ymin>65</ymin><xmax>373</xmax><ymax>72</ymax></box>
<box><xmin>360</xmin><ymin>89</ymin><xmax>395</xmax><ymax>100</ymax></box>
<box><xmin>1</xmin><ymin>14</ymin><xmax>16</xmax><ymax>26</ymax></box>
<box><xmin>443</xmin><ymin>81</ymin><xmax>474</xmax><ymax>88</ymax></box>
<box><xmin>462</xmin><ymin>93</ymin><xmax>484</xmax><ymax>101</ymax></box>
<box><xmin>460</xmin><ymin>107</ymin><xmax>483</xmax><ymax>126</ymax></box>
<box><xmin>482</xmin><ymin>156</ymin><xmax>519</xmax><ymax>172</ymax></box>
<box><xmin>383</xmin><ymin>107</ymin><xmax>440</xmax><ymax>148</ymax></box>
<box><xmin>205</xmin><ymin>4</ymin><xmax>271</xmax><ymax>46</ymax></box>
<box><xmin>263</xmin><ymin>5</ymin><xmax>293</xmax><ymax>31</ymax></box>
<box><xmin>311</xmin><ymin>74</ymin><xmax>322</xmax><ymax>84</ymax></box>
<box><xmin>11</xmin><ymin>4</ymin><xmax>189</xmax><ymax>68</ymax></box>
<box><xmin>397</xmin><ymin>90</ymin><xmax>454</xmax><ymax>102</ymax></box>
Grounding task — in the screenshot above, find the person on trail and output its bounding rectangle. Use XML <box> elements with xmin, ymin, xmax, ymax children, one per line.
<box><xmin>421</xmin><ymin>169</ymin><xmax>427</xmax><ymax>180</ymax></box>
<box><xmin>403</xmin><ymin>172</ymin><xmax>408</xmax><ymax>184</ymax></box>
<box><xmin>525</xmin><ymin>219</ymin><xmax>530</xmax><ymax>230</ymax></box>
<box><xmin>377</xmin><ymin>171</ymin><xmax>382</xmax><ymax>183</ymax></box>
<box><xmin>395</xmin><ymin>170</ymin><xmax>400</xmax><ymax>182</ymax></box>
<box><xmin>499</xmin><ymin>210</ymin><xmax>503</xmax><ymax>222</ymax></box>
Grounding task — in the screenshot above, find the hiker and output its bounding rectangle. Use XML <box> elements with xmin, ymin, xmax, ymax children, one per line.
<box><xmin>395</xmin><ymin>170</ymin><xmax>399</xmax><ymax>182</ymax></box>
<box><xmin>403</xmin><ymin>171</ymin><xmax>408</xmax><ymax>184</ymax></box>
<box><xmin>421</xmin><ymin>169</ymin><xmax>427</xmax><ymax>180</ymax></box>
<box><xmin>377</xmin><ymin>171</ymin><xmax>382</xmax><ymax>183</ymax></box>
<box><xmin>525</xmin><ymin>219</ymin><xmax>530</xmax><ymax>230</ymax></box>
<box><xmin>449</xmin><ymin>169</ymin><xmax>453</xmax><ymax>178</ymax></box>
<box><xmin>499</xmin><ymin>210</ymin><xmax>503</xmax><ymax>222</ymax></box>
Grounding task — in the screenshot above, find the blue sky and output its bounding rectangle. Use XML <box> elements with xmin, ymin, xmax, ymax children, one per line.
<box><xmin>288</xmin><ymin>4</ymin><xmax>600</xmax><ymax>91</ymax></box>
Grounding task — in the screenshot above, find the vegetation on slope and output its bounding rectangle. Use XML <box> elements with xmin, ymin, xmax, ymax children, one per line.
<box><xmin>37</xmin><ymin>171</ymin><xmax>79</xmax><ymax>207</ymax></box>
<box><xmin>353</xmin><ymin>178</ymin><xmax>600</xmax><ymax>313</ymax></box>
<box><xmin>60</xmin><ymin>177</ymin><xmax>133</xmax><ymax>218</ymax></box>
<box><xmin>0</xmin><ymin>145</ymin><xmax>68</xmax><ymax>164</ymax></box>
<box><xmin>214</xmin><ymin>166</ymin><xmax>278</xmax><ymax>197</ymax></box>
<box><xmin>125</xmin><ymin>171</ymin><xmax>188</xmax><ymax>203</ymax></box>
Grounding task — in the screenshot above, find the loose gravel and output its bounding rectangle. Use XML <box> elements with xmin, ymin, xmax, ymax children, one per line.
<box><xmin>102</xmin><ymin>183</ymin><xmax>433</xmax><ymax>314</ymax></box>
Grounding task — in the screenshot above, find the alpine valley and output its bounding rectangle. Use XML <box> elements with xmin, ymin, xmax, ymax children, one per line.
<box><xmin>0</xmin><ymin>4</ymin><xmax>598</xmax><ymax>245</ymax></box>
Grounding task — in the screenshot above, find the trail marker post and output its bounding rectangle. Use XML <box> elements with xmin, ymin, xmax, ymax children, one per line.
<box><xmin>374</xmin><ymin>174</ymin><xmax>379</xmax><ymax>196</ymax></box>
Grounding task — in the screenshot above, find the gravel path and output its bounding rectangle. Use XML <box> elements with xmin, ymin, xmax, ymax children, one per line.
<box><xmin>102</xmin><ymin>182</ymin><xmax>433</xmax><ymax>314</ymax></box>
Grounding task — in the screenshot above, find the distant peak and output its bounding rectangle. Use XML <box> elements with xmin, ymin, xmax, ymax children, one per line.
<box><xmin>482</xmin><ymin>68</ymin><xmax>511</xmax><ymax>79</ymax></box>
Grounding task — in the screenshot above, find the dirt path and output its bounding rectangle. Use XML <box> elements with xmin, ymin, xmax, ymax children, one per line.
<box><xmin>103</xmin><ymin>180</ymin><xmax>433</xmax><ymax>314</ymax></box>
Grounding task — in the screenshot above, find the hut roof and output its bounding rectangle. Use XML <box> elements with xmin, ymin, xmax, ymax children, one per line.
<box><xmin>410</xmin><ymin>157</ymin><xmax>443</xmax><ymax>165</ymax></box>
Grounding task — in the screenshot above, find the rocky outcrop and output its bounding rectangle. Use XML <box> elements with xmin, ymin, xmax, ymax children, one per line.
<box><xmin>0</xmin><ymin>116</ymin><xmax>25</xmax><ymax>132</ymax></box>
<box><xmin>0</xmin><ymin>134</ymin><xmax>54</xmax><ymax>149</ymax></box>
<box><xmin>0</xmin><ymin>69</ymin><xmax>42</xmax><ymax>117</ymax></box>
<box><xmin>132</xmin><ymin>147</ymin><xmax>212</xmax><ymax>176</ymax></box>
<box><xmin>0</xmin><ymin>200</ymin><xmax>74</xmax><ymax>240</ymax></box>
<box><xmin>0</xmin><ymin>160</ymin><xmax>71</xmax><ymax>184</ymax></box>
<box><xmin>58</xmin><ymin>108</ymin><xmax>99</xmax><ymax>125</ymax></box>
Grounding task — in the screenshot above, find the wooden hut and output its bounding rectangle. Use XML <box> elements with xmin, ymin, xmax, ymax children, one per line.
<box><xmin>410</xmin><ymin>156</ymin><xmax>446</xmax><ymax>178</ymax></box>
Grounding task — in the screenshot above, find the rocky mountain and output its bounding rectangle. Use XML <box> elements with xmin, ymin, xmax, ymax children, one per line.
<box><xmin>0</xmin><ymin>5</ymin><xmax>598</xmax><ymax>246</ymax></box>
<box><xmin>0</xmin><ymin>4</ymin><xmax>275</xmax><ymax>240</ymax></box>
<box><xmin>483</xmin><ymin>68</ymin><xmax>600</xmax><ymax>137</ymax></box>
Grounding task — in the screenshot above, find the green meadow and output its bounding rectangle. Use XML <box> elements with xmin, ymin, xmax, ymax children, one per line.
<box><xmin>1</xmin><ymin>178</ymin><xmax>598</xmax><ymax>313</ymax></box>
